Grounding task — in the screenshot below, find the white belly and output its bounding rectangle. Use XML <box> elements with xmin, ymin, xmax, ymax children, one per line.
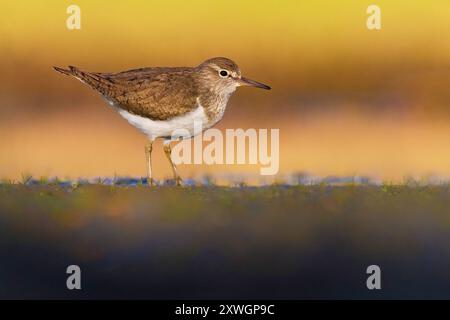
<box><xmin>117</xmin><ymin>105</ymin><xmax>210</xmax><ymax>140</ymax></box>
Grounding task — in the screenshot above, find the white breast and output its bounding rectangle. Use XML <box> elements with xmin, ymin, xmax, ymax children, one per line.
<box><xmin>116</xmin><ymin>105</ymin><xmax>209</xmax><ymax>141</ymax></box>
<box><xmin>105</xmin><ymin>94</ymin><xmax>230</xmax><ymax>141</ymax></box>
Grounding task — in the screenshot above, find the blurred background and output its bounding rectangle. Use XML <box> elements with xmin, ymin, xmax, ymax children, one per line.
<box><xmin>1</xmin><ymin>0</ymin><xmax>450</xmax><ymax>182</ymax></box>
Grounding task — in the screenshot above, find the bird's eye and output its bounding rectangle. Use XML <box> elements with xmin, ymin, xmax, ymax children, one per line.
<box><xmin>219</xmin><ymin>70</ymin><xmax>229</xmax><ymax>78</ymax></box>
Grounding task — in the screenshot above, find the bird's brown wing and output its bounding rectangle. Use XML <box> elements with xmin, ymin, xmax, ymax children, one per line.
<box><xmin>54</xmin><ymin>66</ymin><xmax>200</xmax><ymax>120</ymax></box>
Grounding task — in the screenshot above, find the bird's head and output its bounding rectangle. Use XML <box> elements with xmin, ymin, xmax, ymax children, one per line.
<box><xmin>197</xmin><ymin>57</ymin><xmax>271</xmax><ymax>95</ymax></box>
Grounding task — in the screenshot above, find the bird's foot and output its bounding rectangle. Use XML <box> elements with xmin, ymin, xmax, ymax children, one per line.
<box><xmin>147</xmin><ymin>178</ymin><xmax>155</xmax><ymax>187</ymax></box>
<box><xmin>164</xmin><ymin>177</ymin><xmax>183</xmax><ymax>186</ymax></box>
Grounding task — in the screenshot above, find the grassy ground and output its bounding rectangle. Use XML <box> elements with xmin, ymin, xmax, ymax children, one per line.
<box><xmin>1</xmin><ymin>183</ymin><xmax>450</xmax><ymax>299</ymax></box>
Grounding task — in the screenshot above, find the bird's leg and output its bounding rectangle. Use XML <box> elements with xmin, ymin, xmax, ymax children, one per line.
<box><xmin>145</xmin><ymin>141</ymin><xmax>154</xmax><ymax>186</ymax></box>
<box><xmin>163</xmin><ymin>140</ymin><xmax>182</xmax><ymax>186</ymax></box>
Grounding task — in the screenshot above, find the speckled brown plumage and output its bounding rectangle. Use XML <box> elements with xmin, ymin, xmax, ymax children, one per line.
<box><xmin>55</xmin><ymin>66</ymin><xmax>200</xmax><ymax>121</ymax></box>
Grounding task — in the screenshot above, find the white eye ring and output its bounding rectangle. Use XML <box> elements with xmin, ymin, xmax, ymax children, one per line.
<box><xmin>219</xmin><ymin>70</ymin><xmax>229</xmax><ymax>78</ymax></box>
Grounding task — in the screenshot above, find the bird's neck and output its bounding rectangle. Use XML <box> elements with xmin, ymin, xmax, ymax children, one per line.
<box><xmin>199</xmin><ymin>90</ymin><xmax>233</xmax><ymax>126</ymax></box>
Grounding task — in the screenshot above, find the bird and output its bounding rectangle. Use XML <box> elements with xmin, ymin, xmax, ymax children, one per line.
<box><xmin>53</xmin><ymin>57</ymin><xmax>271</xmax><ymax>186</ymax></box>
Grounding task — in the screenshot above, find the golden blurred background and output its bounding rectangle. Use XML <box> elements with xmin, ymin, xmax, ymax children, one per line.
<box><xmin>1</xmin><ymin>0</ymin><xmax>450</xmax><ymax>182</ymax></box>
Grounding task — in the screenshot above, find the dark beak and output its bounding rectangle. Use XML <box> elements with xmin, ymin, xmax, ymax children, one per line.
<box><xmin>237</xmin><ymin>77</ymin><xmax>271</xmax><ymax>90</ymax></box>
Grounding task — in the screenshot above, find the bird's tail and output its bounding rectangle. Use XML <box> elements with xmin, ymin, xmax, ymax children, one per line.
<box><xmin>53</xmin><ymin>66</ymin><xmax>74</xmax><ymax>76</ymax></box>
<box><xmin>52</xmin><ymin>66</ymin><xmax>115</xmax><ymax>95</ymax></box>
<box><xmin>53</xmin><ymin>65</ymin><xmax>92</xmax><ymax>82</ymax></box>
<box><xmin>53</xmin><ymin>65</ymin><xmax>91</xmax><ymax>83</ymax></box>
